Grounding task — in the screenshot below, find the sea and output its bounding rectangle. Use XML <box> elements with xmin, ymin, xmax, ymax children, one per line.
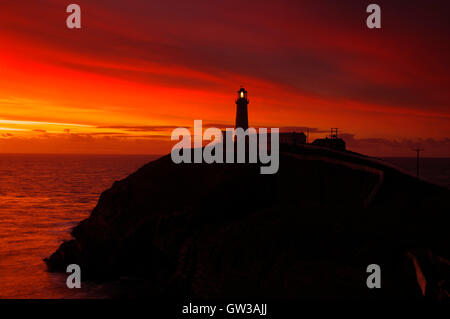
<box><xmin>0</xmin><ymin>154</ymin><xmax>448</xmax><ymax>299</ymax></box>
<box><xmin>0</xmin><ymin>154</ymin><xmax>159</xmax><ymax>299</ymax></box>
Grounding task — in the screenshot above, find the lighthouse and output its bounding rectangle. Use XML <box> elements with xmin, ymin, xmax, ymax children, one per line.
<box><xmin>235</xmin><ymin>87</ymin><xmax>249</xmax><ymax>130</ymax></box>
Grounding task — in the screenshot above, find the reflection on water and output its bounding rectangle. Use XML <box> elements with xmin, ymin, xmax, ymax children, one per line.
<box><xmin>0</xmin><ymin>154</ymin><xmax>158</xmax><ymax>298</ymax></box>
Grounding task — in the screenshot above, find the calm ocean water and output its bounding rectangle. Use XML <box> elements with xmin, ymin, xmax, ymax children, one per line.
<box><xmin>0</xmin><ymin>154</ymin><xmax>448</xmax><ymax>299</ymax></box>
<box><xmin>0</xmin><ymin>154</ymin><xmax>159</xmax><ymax>299</ymax></box>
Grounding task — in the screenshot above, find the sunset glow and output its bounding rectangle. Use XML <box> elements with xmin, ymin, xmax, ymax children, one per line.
<box><xmin>0</xmin><ymin>0</ymin><xmax>449</xmax><ymax>156</ymax></box>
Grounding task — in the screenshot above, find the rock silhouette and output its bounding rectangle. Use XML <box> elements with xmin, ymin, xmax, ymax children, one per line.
<box><xmin>45</xmin><ymin>145</ymin><xmax>449</xmax><ymax>299</ymax></box>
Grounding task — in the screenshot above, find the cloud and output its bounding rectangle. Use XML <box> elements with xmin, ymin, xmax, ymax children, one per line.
<box><xmin>339</xmin><ymin>133</ymin><xmax>450</xmax><ymax>157</ymax></box>
<box><xmin>278</xmin><ymin>126</ymin><xmax>328</xmax><ymax>133</ymax></box>
<box><xmin>0</xmin><ymin>133</ymin><xmax>171</xmax><ymax>154</ymax></box>
<box><xmin>0</xmin><ymin>0</ymin><xmax>449</xmax><ymax>156</ymax></box>
<box><xmin>2</xmin><ymin>0</ymin><xmax>449</xmax><ymax>112</ymax></box>
<box><xmin>202</xmin><ymin>124</ymin><xmax>328</xmax><ymax>133</ymax></box>
<box><xmin>1</xmin><ymin>128</ymin><xmax>449</xmax><ymax>157</ymax></box>
<box><xmin>96</xmin><ymin>125</ymin><xmax>182</xmax><ymax>132</ymax></box>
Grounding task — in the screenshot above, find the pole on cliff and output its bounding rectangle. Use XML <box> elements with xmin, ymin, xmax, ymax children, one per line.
<box><xmin>413</xmin><ymin>148</ymin><xmax>424</xmax><ymax>178</ymax></box>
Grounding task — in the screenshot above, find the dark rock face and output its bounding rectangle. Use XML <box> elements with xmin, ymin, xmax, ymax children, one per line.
<box><xmin>45</xmin><ymin>149</ymin><xmax>449</xmax><ymax>299</ymax></box>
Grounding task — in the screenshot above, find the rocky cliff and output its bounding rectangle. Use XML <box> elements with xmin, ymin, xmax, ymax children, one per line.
<box><xmin>45</xmin><ymin>147</ymin><xmax>449</xmax><ymax>299</ymax></box>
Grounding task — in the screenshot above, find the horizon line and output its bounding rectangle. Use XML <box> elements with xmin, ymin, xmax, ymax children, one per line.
<box><xmin>0</xmin><ymin>152</ymin><xmax>449</xmax><ymax>159</ymax></box>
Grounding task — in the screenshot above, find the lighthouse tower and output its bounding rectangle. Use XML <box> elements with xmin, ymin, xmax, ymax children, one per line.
<box><xmin>235</xmin><ymin>87</ymin><xmax>249</xmax><ymax>130</ymax></box>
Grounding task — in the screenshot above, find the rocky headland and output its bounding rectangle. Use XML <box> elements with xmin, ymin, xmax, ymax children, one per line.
<box><xmin>45</xmin><ymin>145</ymin><xmax>449</xmax><ymax>299</ymax></box>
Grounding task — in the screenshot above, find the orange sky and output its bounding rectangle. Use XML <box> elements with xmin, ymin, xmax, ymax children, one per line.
<box><xmin>0</xmin><ymin>0</ymin><xmax>449</xmax><ymax>156</ymax></box>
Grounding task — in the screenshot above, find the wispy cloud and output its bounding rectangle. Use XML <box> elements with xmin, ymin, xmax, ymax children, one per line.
<box><xmin>96</xmin><ymin>125</ymin><xmax>181</xmax><ymax>132</ymax></box>
<box><xmin>341</xmin><ymin>134</ymin><xmax>450</xmax><ymax>157</ymax></box>
<box><xmin>0</xmin><ymin>0</ymin><xmax>448</xmax><ymax>155</ymax></box>
<box><xmin>0</xmin><ymin>127</ymin><xmax>30</xmax><ymax>132</ymax></box>
<box><xmin>0</xmin><ymin>119</ymin><xmax>93</xmax><ymax>127</ymax></box>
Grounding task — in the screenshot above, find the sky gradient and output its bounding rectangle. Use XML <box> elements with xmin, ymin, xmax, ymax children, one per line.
<box><xmin>0</xmin><ymin>0</ymin><xmax>449</xmax><ymax>156</ymax></box>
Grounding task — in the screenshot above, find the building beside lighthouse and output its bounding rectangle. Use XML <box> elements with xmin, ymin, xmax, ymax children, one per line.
<box><xmin>233</xmin><ymin>87</ymin><xmax>306</xmax><ymax>146</ymax></box>
<box><xmin>312</xmin><ymin>128</ymin><xmax>346</xmax><ymax>151</ymax></box>
<box><xmin>230</xmin><ymin>87</ymin><xmax>346</xmax><ymax>151</ymax></box>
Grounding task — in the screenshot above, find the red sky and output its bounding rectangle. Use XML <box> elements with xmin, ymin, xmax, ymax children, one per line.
<box><xmin>0</xmin><ymin>0</ymin><xmax>449</xmax><ymax>156</ymax></box>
